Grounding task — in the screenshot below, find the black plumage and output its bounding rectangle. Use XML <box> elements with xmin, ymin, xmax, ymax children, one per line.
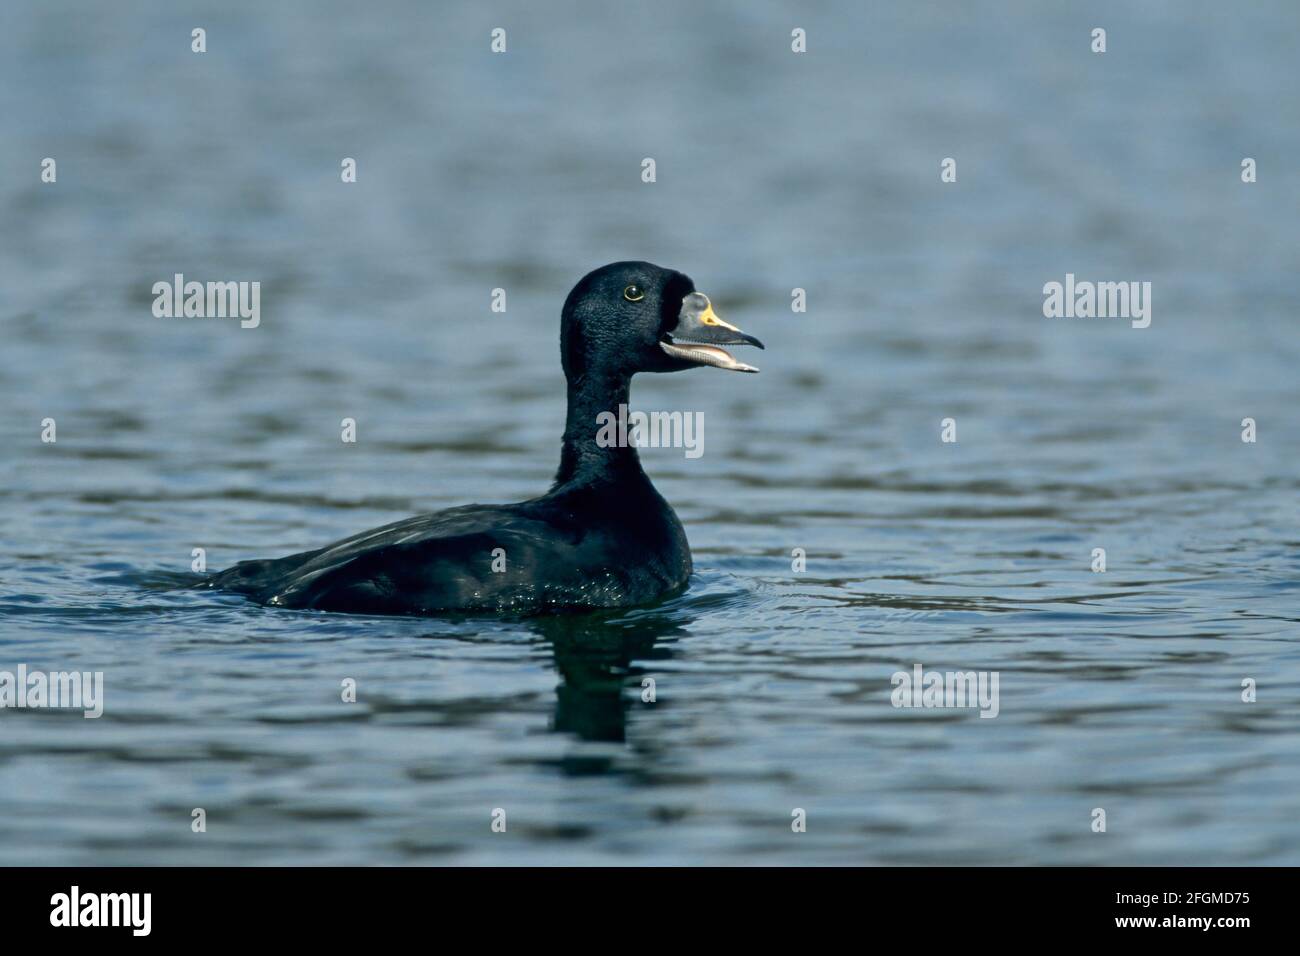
<box><xmin>207</xmin><ymin>261</ymin><xmax>763</xmax><ymax>615</ymax></box>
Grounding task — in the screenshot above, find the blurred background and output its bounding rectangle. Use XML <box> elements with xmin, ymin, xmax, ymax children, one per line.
<box><xmin>0</xmin><ymin>0</ymin><xmax>1297</xmax><ymax>864</ymax></box>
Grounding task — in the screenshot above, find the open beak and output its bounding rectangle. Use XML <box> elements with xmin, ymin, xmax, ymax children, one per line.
<box><xmin>660</xmin><ymin>292</ymin><xmax>765</xmax><ymax>373</ymax></box>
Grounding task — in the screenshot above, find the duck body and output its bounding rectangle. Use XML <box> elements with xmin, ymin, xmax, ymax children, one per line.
<box><xmin>207</xmin><ymin>261</ymin><xmax>762</xmax><ymax>617</ymax></box>
<box><xmin>211</xmin><ymin>465</ymin><xmax>692</xmax><ymax>615</ymax></box>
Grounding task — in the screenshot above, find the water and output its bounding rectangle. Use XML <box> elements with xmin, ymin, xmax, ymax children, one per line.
<box><xmin>2</xmin><ymin>1</ymin><xmax>1298</xmax><ymax>864</ymax></box>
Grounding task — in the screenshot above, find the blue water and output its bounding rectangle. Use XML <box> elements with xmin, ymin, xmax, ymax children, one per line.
<box><xmin>1</xmin><ymin>0</ymin><xmax>1298</xmax><ymax>864</ymax></box>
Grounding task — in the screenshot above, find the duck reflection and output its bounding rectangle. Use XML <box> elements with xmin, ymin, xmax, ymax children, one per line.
<box><xmin>526</xmin><ymin>609</ymin><xmax>689</xmax><ymax>743</ymax></box>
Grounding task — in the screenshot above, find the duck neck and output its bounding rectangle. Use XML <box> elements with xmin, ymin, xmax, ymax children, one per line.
<box><xmin>553</xmin><ymin>368</ymin><xmax>645</xmax><ymax>486</ymax></box>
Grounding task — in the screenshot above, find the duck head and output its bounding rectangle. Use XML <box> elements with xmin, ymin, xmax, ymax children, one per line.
<box><xmin>560</xmin><ymin>261</ymin><xmax>764</xmax><ymax>379</ymax></box>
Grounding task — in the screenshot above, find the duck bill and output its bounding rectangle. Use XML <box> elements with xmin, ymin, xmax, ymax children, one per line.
<box><xmin>660</xmin><ymin>292</ymin><xmax>765</xmax><ymax>373</ymax></box>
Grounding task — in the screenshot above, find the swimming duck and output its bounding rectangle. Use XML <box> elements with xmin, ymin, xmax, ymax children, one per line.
<box><xmin>208</xmin><ymin>262</ymin><xmax>764</xmax><ymax>616</ymax></box>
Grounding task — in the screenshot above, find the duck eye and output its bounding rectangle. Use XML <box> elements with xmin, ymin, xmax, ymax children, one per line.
<box><xmin>623</xmin><ymin>284</ymin><xmax>645</xmax><ymax>302</ymax></box>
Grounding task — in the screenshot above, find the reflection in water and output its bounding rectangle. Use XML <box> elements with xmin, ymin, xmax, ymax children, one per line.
<box><xmin>528</xmin><ymin>610</ymin><xmax>688</xmax><ymax>743</ymax></box>
<box><xmin>115</xmin><ymin>570</ymin><xmax>688</xmax><ymax>746</ymax></box>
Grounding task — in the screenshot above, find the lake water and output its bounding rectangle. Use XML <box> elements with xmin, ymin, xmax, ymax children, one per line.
<box><xmin>1</xmin><ymin>1</ymin><xmax>1298</xmax><ymax>864</ymax></box>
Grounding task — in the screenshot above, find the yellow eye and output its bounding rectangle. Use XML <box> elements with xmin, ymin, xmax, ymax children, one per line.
<box><xmin>623</xmin><ymin>284</ymin><xmax>645</xmax><ymax>302</ymax></box>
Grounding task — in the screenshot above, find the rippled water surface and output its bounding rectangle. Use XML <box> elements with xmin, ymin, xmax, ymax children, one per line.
<box><xmin>2</xmin><ymin>1</ymin><xmax>1298</xmax><ymax>864</ymax></box>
